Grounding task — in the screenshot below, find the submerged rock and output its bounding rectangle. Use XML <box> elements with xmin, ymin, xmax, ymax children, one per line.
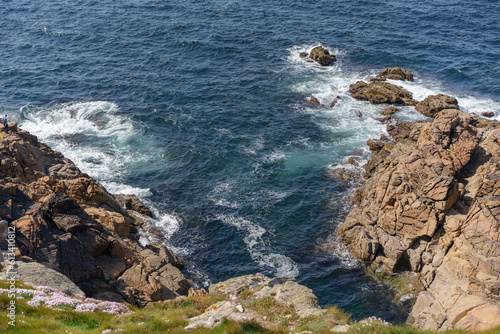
<box><xmin>308</xmin><ymin>96</ymin><xmax>321</xmax><ymax>106</ymax></box>
<box><xmin>329</xmin><ymin>95</ymin><xmax>341</xmax><ymax>108</ymax></box>
<box><xmin>309</xmin><ymin>46</ymin><xmax>336</xmax><ymax>66</ymax></box>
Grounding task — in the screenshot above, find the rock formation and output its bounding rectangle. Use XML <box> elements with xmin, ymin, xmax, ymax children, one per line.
<box><xmin>337</xmin><ymin>93</ymin><xmax>500</xmax><ymax>330</ymax></box>
<box><xmin>349</xmin><ymin>81</ymin><xmax>418</xmax><ymax>106</ymax></box>
<box><xmin>379</xmin><ymin>68</ymin><xmax>414</xmax><ymax>81</ymax></box>
<box><xmin>416</xmin><ymin>94</ymin><xmax>460</xmax><ymax>118</ymax></box>
<box><xmin>185</xmin><ymin>274</ymin><xmax>329</xmax><ymax>330</ymax></box>
<box><xmin>309</xmin><ymin>46</ymin><xmax>336</xmax><ymax>66</ymax></box>
<box><xmin>0</xmin><ymin>125</ymin><xmax>190</xmax><ymax>306</ymax></box>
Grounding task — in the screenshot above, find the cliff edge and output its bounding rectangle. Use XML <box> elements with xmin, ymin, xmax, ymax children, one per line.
<box><xmin>0</xmin><ymin>123</ymin><xmax>190</xmax><ymax>306</ymax></box>
<box><xmin>337</xmin><ymin>78</ymin><xmax>500</xmax><ymax>331</ymax></box>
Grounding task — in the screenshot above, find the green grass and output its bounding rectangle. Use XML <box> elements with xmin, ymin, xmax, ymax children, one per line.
<box><xmin>1</xmin><ymin>280</ymin><xmax>500</xmax><ymax>334</ymax></box>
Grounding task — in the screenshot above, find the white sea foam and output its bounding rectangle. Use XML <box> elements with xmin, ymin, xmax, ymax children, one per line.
<box><xmin>20</xmin><ymin>101</ymin><xmax>183</xmax><ymax>252</ymax></box>
<box><xmin>216</xmin><ymin>214</ymin><xmax>299</xmax><ymax>278</ymax></box>
<box><xmin>20</xmin><ymin>101</ymin><xmax>152</xmax><ymax>193</ymax></box>
<box><xmin>389</xmin><ymin>79</ymin><xmax>500</xmax><ymax>119</ymax></box>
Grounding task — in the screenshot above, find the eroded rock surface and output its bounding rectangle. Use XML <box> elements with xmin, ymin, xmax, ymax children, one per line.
<box><xmin>0</xmin><ymin>127</ymin><xmax>189</xmax><ymax>307</ymax></box>
<box><xmin>309</xmin><ymin>46</ymin><xmax>336</xmax><ymax>66</ymax></box>
<box><xmin>349</xmin><ymin>81</ymin><xmax>418</xmax><ymax>106</ymax></box>
<box><xmin>337</xmin><ymin>104</ymin><xmax>500</xmax><ymax>330</ymax></box>
<box><xmin>416</xmin><ymin>94</ymin><xmax>459</xmax><ymax>118</ymax></box>
<box><xmin>379</xmin><ymin>67</ymin><xmax>414</xmax><ymax>81</ymax></box>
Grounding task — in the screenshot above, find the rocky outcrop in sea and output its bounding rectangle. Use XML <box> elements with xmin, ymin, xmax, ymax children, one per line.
<box><xmin>336</xmin><ymin>70</ymin><xmax>500</xmax><ymax>331</ymax></box>
<box><xmin>0</xmin><ymin>124</ymin><xmax>190</xmax><ymax>306</ymax></box>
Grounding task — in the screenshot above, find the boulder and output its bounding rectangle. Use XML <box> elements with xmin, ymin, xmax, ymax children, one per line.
<box><xmin>481</xmin><ymin>111</ymin><xmax>495</xmax><ymax>118</ymax></box>
<box><xmin>416</xmin><ymin>94</ymin><xmax>459</xmax><ymax>118</ymax></box>
<box><xmin>0</xmin><ymin>261</ymin><xmax>85</xmax><ymax>297</ymax></box>
<box><xmin>378</xmin><ymin>67</ymin><xmax>414</xmax><ymax>81</ymax></box>
<box><xmin>185</xmin><ymin>300</ymin><xmax>260</xmax><ymax>330</ymax></box>
<box><xmin>114</xmin><ymin>194</ymin><xmax>152</xmax><ymax>217</ymax></box>
<box><xmin>349</xmin><ymin>81</ymin><xmax>418</xmax><ymax>106</ymax></box>
<box><xmin>209</xmin><ymin>275</ymin><xmax>325</xmax><ymax>318</ymax></box>
<box><xmin>309</xmin><ymin>46</ymin><xmax>336</xmax><ymax>66</ymax></box>
<box><xmin>299</xmin><ymin>52</ymin><xmax>308</xmax><ymax>59</ymax></box>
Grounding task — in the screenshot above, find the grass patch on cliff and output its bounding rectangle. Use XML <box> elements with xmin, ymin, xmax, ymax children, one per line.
<box><xmin>1</xmin><ymin>281</ymin><xmax>500</xmax><ymax>333</ymax></box>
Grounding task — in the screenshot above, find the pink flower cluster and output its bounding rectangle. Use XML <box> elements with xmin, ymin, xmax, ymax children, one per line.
<box><xmin>359</xmin><ymin>316</ymin><xmax>391</xmax><ymax>327</ymax></box>
<box><xmin>0</xmin><ymin>285</ymin><xmax>133</xmax><ymax>315</ymax></box>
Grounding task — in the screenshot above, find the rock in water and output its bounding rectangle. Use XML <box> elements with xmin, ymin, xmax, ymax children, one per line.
<box><xmin>329</xmin><ymin>95</ymin><xmax>341</xmax><ymax>108</ymax></box>
<box><xmin>308</xmin><ymin>96</ymin><xmax>321</xmax><ymax>106</ymax></box>
<box><xmin>380</xmin><ymin>107</ymin><xmax>398</xmax><ymax>115</ymax></box>
<box><xmin>349</xmin><ymin>81</ymin><xmax>418</xmax><ymax>106</ymax></box>
<box><xmin>415</xmin><ymin>94</ymin><xmax>459</xmax><ymax>118</ymax></box>
<box><xmin>481</xmin><ymin>111</ymin><xmax>495</xmax><ymax>118</ymax></box>
<box><xmin>378</xmin><ymin>67</ymin><xmax>414</xmax><ymax>81</ymax></box>
<box><xmin>309</xmin><ymin>46</ymin><xmax>336</xmax><ymax>66</ymax></box>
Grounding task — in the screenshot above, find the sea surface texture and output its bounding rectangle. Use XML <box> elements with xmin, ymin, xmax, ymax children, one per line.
<box><xmin>1</xmin><ymin>0</ymin><xmax>499</xmax><ymax>322</ymax></box>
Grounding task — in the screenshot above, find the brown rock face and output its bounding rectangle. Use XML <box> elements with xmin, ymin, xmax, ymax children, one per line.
<box><xmin>0</xmin><ymin>127</ymin><xmax>190</xmax><ymax>307</ymax></box>
<box><xmin>349</xmin><ymin>81</ymin><xmax>418</xmax><ymax>106</ymax></box>
<box><xmin>309</xmin><ymin>46</ymin><xmax>336</xmax><ymax>66</ymax></box>
<box><xmin>378</xmin><ymin>67</ymin><xmax>414</xmax><ymax>81</ymax></box>
<box><xmin>337</xmin><ymin>105</ymin><xmax>500</xmax><ymax>330</ymax></box>
<box><xmin>114</xmin><ymin>194</ymin><xmax>153</xmax><ymax>217</ymax></box>
<box><xmin>408</xmin><ymin>128</ymin><xmax>500</xmax><ymax>331</ymax></box>
<box><xmin>416</xmin><ymin>94</ymin><xmax>459</xmax><ymax>118</ymax></box>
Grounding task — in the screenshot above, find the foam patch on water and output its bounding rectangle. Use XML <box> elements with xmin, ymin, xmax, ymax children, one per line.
<box><xmin>216</xmin><ymin>214</ymin><xmax>299</xmax><ymax>278</ymax></box>
<box><xmin>388</xmin><ymin>79</ymin><xmax>500</xmax><ymax>119</ymax></box>
<box><xmin>20</xmin><ymin>101</ymin><xmax>151</xmax><ymax>192</ymax></box>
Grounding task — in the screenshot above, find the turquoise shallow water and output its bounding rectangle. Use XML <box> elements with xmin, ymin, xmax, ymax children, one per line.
<box><xmin>1</xmin><ymin>0</ymin><xmax>499</xmax><ymax>322</ymax></box>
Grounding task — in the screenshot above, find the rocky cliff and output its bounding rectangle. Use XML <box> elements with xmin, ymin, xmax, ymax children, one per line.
<box><xmin>336</xmin><ymin>73</ymin><xmax>500</xmax><ymax>331</ymax></box>
<box><xmin>0</xmin><ymin>123</ymin><xmax>190</xmax><ymax>306</ymax></box>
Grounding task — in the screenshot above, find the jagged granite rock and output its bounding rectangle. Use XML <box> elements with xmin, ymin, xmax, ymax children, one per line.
<box><xmin>338</xmin><ymin>109</ymin><xmax>478</xmax><ymax>270</ymax></box>
<box><xmin>337</xmin><ymin>106</ymin><xmax>500</xmax><ymax>331</ymax></box>
<box><xmin>408</xmin><ymin>128</ymin><xmax>500</xmax><ymax>331</ymax></box>
<box><xmin>0</xmin><ymin>127</ymin><xmax>190</xmax><ymax>307</ymax></box>
<box><xmin>114</xmin><ymin>194</ymin><xmax>152</xmax><ymax>217</ymax></box>
<box><xmin>416</xmin><ymin>94</ymin><xmax>459</xmax><ymax>118</ymax></box>
<box><xmin>349</xmin><ymin>81</ymin><xmax>418</xmax><ymax>106</ymax></box>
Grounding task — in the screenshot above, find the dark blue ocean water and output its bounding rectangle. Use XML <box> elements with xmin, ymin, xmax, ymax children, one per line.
<box><xmin>1</xmin><ymin>0</ymin><xmax>499</xmax><ymax>322</ymax></box>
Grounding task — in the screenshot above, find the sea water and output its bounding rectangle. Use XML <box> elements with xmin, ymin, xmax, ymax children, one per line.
<box><xmin>1</xmin><ymin>0</ymin><xmax>499</xmax><ymax>322</ymax></box>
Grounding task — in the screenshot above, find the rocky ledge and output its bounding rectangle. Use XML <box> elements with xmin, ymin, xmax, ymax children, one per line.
<box><xmin>336</xmin><ymin>70</ymin><xmax>500</xmax><ymax>331</ymax></box>
<box><xmin>0</xmin><ymin>124</ymin><xmax>191</xmax><ymax>306</ymax></box>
